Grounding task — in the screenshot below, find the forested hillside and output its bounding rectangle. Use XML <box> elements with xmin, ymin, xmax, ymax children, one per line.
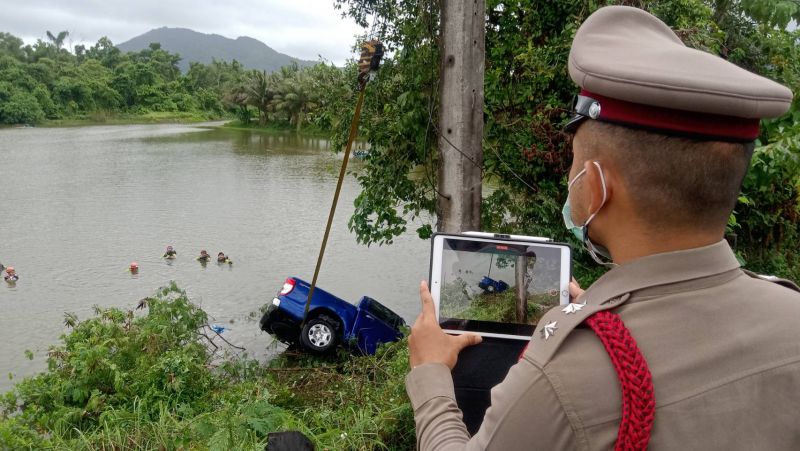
<box><xmin>0</xmin><ymin>31</ymin><xmax>339</xmax><ymax>130</ymax></box>
<box><xmin>117</xmin><ymin>27</ymin><xmax>315</xmax><ymax>73</ymax></box>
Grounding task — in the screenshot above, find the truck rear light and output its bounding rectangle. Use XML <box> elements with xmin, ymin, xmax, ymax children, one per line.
<box><xmin>279</xmin><ymin>278</ymin><xmax>296</xmax><ymax>296</ymax></box>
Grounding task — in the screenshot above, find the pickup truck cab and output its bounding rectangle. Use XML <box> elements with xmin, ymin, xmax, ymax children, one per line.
<box><xmin>260</xmin><ymin>277</ymin><xmax>406</xmax><ymax>355</ymax></box>
<box><xmin>478</xmin><ymin>276</ymin><xmax>509</xmax><ymax>294</ymax></box>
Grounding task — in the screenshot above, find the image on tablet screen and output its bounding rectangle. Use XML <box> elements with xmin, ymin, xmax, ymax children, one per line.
<box><xmin>439</xmin><ymin>238</ymin><xmax>561</xmax><ymax>326</ymax></box>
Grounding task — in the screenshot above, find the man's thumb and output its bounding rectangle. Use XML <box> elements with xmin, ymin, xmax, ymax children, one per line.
<box><xmin>455</xmin><ymin>333</ymin><xmax>482</xmax><ymax>350</ymax></box>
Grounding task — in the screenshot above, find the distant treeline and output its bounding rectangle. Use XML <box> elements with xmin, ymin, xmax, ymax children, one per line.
<box><xmin>0</xmin><ymin>31</ymin><xmax>352</xmax><ymax>130</ymax></box>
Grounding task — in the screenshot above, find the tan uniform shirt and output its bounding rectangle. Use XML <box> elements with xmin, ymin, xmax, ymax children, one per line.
<box><xmin>406</xmin><ymin>241</ymin><xmax>800</xmax><ymax>450</ymax></box>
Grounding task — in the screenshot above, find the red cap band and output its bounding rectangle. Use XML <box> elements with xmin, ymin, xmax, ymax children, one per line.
<box><xmin>581</xmin><ymin>89</ymin><xmax>760</xmax><ymax>141</ymax></box>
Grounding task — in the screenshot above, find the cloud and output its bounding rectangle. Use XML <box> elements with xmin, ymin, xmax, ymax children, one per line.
<box><xmin>0</xmin><ymin>0</ymin><xmax>366</xmax><ymax>64</ymax></box>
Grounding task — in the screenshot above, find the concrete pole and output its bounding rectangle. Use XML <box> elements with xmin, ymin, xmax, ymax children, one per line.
<box><xmin>437</xmin><ymin>0</ymin><xmax>484</xmax><ymax>233</ymax></box>
<box><xmin>515</xmin><ymin>255</ymin><xmax>528</xmax><ymax>323</ymax></box>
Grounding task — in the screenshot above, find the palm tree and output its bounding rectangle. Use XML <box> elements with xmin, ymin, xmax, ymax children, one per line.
<box><xmin>45</xmin><ymin>30</ymin><xmax>69</xmax><ymax>64</ymax></box>
<box><xmin>46</xmin><ymin>30</ymin><xmax>69</xmax><ymax>52</ymax></box>
<box><xmin>244</xmin><ymin>70</ymin><xmax>278</xmax><ymax>125</ymax></box>
<box><xmin>271</xmin><ymin>70</ymin><xmax>318</xmax><ymax>132</ymax></box>
<box><xmin>223</xmin><ymin>83</ymin><xmax>252</xmax><ymax>124</ymax></box>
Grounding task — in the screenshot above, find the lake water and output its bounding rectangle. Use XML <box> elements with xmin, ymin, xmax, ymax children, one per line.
<box><xmin>0</xmin><ymin>123</ymin><xmax>429</xmax><ymax>392</ymax></box>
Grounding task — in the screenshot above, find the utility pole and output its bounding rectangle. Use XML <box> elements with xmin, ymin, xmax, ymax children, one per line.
<box><xmin>437</xmin><ymin>0</ymin><xmax>485</xmax><ymax>233</ymax></box>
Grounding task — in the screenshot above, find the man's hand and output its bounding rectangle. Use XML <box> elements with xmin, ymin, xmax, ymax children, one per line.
<box><xmin>409</xmin><ymin>281</ymin><xmax>482</xmax><ymax>369</ymax></box>
<box><xmin>569</xmin><ymin>277</ymin><xmax>585</xmax><ymax>302</ymax></box>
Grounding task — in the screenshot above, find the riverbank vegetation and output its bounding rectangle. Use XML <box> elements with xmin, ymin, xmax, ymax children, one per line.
<box><xmin>0</xmin><ymin>31</ymin><xmax>350</xmax><ymax>133</ymax></box>
<box><xmin>0</xmin><ymin>32</ymin><xmax>249</xmax><ymax>125</ymax></box>
<box><xmin>0</xmin><ymin>284</ymin><xmax>415</xmax><ymax>450</ymax></box>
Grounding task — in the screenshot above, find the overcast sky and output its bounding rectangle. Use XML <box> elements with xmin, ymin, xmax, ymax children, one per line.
<box><xmin>0</xmin><ymin>0</ymin><xmax>367</xmax><ymax>65</ymax></box>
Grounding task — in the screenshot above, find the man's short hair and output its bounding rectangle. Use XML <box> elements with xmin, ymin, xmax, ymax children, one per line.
<box><xmin>577</xmin><ymin>121</ymin><xmax>755</xmax><ymax>230</ymax></box>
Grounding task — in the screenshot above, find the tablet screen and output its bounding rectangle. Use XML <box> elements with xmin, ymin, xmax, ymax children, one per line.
<box><xmin>431</xmin><ymin>234</ymin><xmax>571</xmax><ymax>339</ymax></box>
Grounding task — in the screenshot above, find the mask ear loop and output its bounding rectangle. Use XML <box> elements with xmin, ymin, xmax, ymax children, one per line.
<box><xmin>581</xmin><ymin>161</ymin><xmax>607</xmax><ymax>227</ymax></box>
<box><xmin>583</xmin><ymin>162</ymin><xmax>617</xmax><ymax>267</ymax></box>
<box><xmin>568</xmin><ymin>167</ymin><xmax>587</xmax><ymax>190</ymax></box>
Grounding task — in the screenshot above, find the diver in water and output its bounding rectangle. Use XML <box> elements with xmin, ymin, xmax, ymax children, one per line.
<box><xmin>4</xmin><ymin>266</ymin><xmax>19</xmax><ymax>282</ymax></box>
<box><xmin>217</xmin><ymin>252</ymin><xmax>232</xmax><ymax>264</ymax></box>
<box><xmin>128</xmin><ymin>262</ymin><xmax>139</xmax><ymax>274</ymax></box>
<box><xmin>197</xmin><ymin>250</ymin><xmax>211</xmax><ymax>263</ymax></box>
<box><xmin>163</xmin><ymin>246</ymin><xmax>177</xmax><ymax>259</ymax></box>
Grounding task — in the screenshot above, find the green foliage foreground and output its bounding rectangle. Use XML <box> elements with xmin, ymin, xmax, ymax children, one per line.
<box><xmin>0</xmin><ymin>284</ymin><xmax>415</xmax><ymax>450</ymax></box>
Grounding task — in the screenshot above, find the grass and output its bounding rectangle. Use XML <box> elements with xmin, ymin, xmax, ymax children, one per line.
<box><xmin>0</xmin><ymin>283</ymin><xmax>415</xmax><ymax>450</ymax></box>
<box><xmin>222</xmin><ymin>120</ymin><xmax>333</xmax><ymax>138</ymax></box>
<box><xmin>441</xmin><ymin>285</ymin><xmax>557</xmax><ymax>325</ymax></box>
<box><xmin>40</xmin><ymin>111</ymin><xmax>228</xmax><ymax>127</ymax></box>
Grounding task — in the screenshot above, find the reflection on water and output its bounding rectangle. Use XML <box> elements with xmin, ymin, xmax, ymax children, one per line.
<box><xmin>0</xmin><ymin>123</ymin><xmax>428</xmax><ymax>391</ymax></box>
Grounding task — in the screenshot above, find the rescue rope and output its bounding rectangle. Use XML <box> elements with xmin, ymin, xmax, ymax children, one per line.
<box><xmin>585</xmin><ymin>311</ymin><xmax>655</xmax><ymax>451</ymax></box>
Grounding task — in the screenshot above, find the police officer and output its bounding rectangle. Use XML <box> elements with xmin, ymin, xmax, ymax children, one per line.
<box><xmin>406</xmin><ymin>6</ymin><xmax>800</xmax><ymax>450</ymax></box>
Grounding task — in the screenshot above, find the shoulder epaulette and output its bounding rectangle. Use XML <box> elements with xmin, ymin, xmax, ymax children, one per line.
<box><xmin>741</xmin><ymin>269</ymin><xmax>800</xmax><ymax>293</ymax></box>
<box><xmin>525</xmin><ymin>292</ymin><xmax>632</xmax><ymax>365</ymax></box>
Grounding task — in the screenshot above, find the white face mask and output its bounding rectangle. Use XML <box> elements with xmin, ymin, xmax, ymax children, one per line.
<box><xmin>562</xmin><ymin>161</ymin><xmax>616</xmax><ymax>267</ymax></box>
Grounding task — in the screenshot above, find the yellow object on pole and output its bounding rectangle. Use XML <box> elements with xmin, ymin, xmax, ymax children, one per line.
<box><xmin>302</xmin><ymin>41</ymin><xmax>384</xmax><ymax>324</ymax></box>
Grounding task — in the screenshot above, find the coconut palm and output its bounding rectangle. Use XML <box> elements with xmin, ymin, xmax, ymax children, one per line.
<box><xmin>46</xmin><ymin>30</ymin><xmax>69</xmax><ymax>52</ymax></box>
<box><xmin>244</xmin><ymin>70</ymin><xmax>278</xmax><ymax>125</ymax></box>
<box><xmin>271</xmin><ymin>69</ymin><xmax>318</xmax><ymax>132</ymax></box>
<box><xmin>223</xmin><ymin>83</ymin><xmax>252</xmax><ymax>123</ymax></box>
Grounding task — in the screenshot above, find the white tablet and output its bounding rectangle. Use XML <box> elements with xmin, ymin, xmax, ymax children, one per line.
<box><xmin>429</xmin><ymin>232</ymin><xmax>572</xmax><ymax>340</ymax></box>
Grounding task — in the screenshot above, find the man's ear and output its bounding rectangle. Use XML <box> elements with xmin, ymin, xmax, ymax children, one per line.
<box><xmin>583</xmin><ymin>160</ymin><xmax>612</xmax><ymax>215</ymax></box>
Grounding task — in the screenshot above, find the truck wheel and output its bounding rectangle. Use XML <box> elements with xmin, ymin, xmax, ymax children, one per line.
<box><xmin>486</xmin><ymin>285</ymin><xmax>495</xmax><ymax>293</ymax></box>
<box><xmin>300</xmin><ymin>315</ymin><xmax>339</xmax><ymax>353</ymax></box>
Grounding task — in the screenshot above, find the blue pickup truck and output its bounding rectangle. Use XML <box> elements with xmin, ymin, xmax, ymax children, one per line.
<box><xmin>259</xmin><ymin>277</ymin><xmax>406</xmax><ymax>355</ymax></box>
<box><xmin>478</xmin><ymin>276</ymin><xmax>509</xmax><ymax>294</ymax></box>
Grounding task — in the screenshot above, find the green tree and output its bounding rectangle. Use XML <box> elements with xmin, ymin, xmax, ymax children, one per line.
<box><xmin>45</xmin><ymin>30</ymin><xmax>71</xmax><ymax>64</ymax></box>
<box><xmin>331</xmin><ymin>0</ymin><xmax>800</xmax><ymax>281</ymax></box>
<box><xmin>272</xmin><ymin>68</ymin><xmax>318</xmax><ymax>132</ymax></box>
<box><xmin>130</xmin><ymin>42</ymin><xmax>181</xmax><ymax>82</ymax></box>
<box><xmin>0</xmin><ymin>32</ymin><xmax>240</xmax><ymax>124</ymax></box>
<box><xmin>741</xmin><ymin>0</ymin><xmax>800</xmax><ymax>28</ymax></box>
<box><xmin>0</xmin><ymin>89</ymin><xmax>45</xmax><ymax>123</ymax></box>
<box><xmin>45</xmin><ymin>30</ymin><xmax>69</xmax><ymax>52</ymax></box>
<box><xmin>243</xmin><ymin>70</ymin><xmax>278</xmax><ymax>125</ymax></box>
<box><xmin>306</xmin><ymin>62</ymin><xmax>351</xmax><ymax>130</ymax></box>
<box><xmin>86</xmin><ymin>37</ymin><xmax>122</xmax><ymax>68</ymax></box>
<box><xmin>0</xmin><ymin>32</ymin><xmax>25</xmax><ymax>60</ymax></box>
<box><xmin>222</xmin><ymin>82</ymin><xmax>252</xmax><ymax>123</ymax></box>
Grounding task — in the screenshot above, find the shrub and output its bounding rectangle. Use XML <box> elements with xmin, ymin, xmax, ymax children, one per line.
<box><xmin>0</xmin><ymin>89</ymin><xmax>45</xmax><ymax>124</ymax></box>
<box><xmin>0</xmin><ymin>284</ymin><xmax>416</xmax><ymax>450</ymax></box>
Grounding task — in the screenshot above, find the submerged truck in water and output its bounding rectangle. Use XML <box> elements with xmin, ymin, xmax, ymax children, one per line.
<box><xmin>259</xmin><ymin>277</ymin><xmax>406</xmax><ymax>355</ymax></box>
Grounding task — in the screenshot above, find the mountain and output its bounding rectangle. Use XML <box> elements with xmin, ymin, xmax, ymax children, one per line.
<box><xmin>117</xmin><ymin>27</ymin><xmax>316</xmax><ymax>72</ymax></box>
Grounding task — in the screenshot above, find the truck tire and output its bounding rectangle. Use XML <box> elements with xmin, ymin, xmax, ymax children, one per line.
<box><xmin>300</xmin><ymin>314</ymin><xmax>339</xmax><ymax>353</ymax></box>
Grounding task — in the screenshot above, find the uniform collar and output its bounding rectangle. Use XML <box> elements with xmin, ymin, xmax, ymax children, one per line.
<box><xmin>582</xmin><ymin>240</ymin><xmax>741</xmax><ymax>306</ymax></box>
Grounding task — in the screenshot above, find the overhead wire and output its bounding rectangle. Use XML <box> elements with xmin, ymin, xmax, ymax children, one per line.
<box><xmin>355</xmin><ymin>0</ymin><xmax>545</xmax><ymax>232</ymax></box>
<box><xmin>421</xmin><ymin>1</ymin><xmax>450</xmax><ymax>201</ymax></box>
<box><xmin>425</xmin><ymin>74</ymin><xmax>539</xmax><ymax>194</ymax></box>
<box><xmin>417</xmin><ymin>0</ymin><xmax>540</xmax><ymax>196</ymax></box>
